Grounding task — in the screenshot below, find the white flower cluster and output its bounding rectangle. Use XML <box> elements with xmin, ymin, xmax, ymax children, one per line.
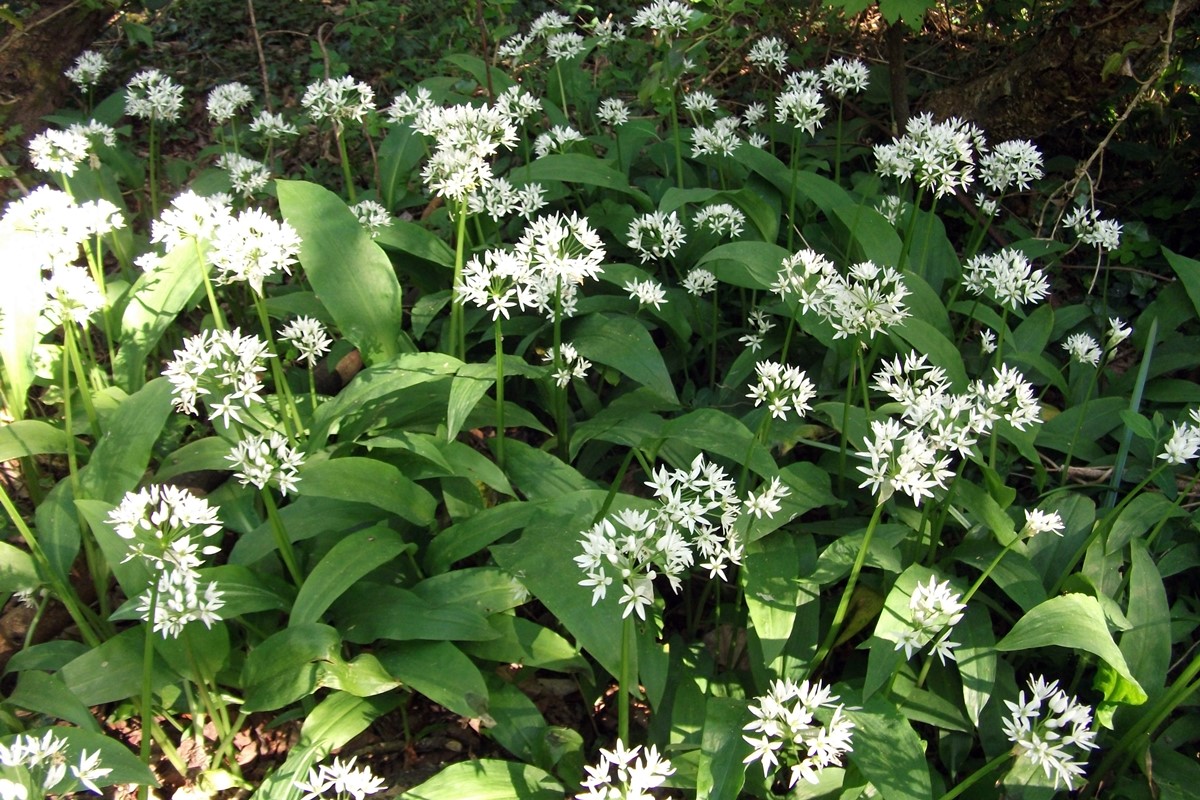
<box><xmin>107</xmin><ymin>484</ymin><xmax>226</xmax><ymax>638</ymax></box>
<box><xmin>416</xmin><ymin>103</ymin><xmax>518</xmax><ymax>202</ymax></box>
<box><xmin>775</xmin><ymin>83</ymin><xmax>826</xmax><ymax>135</ymax></box>
<box><xmin>227</xmin><ymin>432</ymin><xmax>304</xmax><ymax>495</ymax></box>
<box><xmin>249</xmin><ymin>110</ymin><xmax>299</xmax><ymax>140</ymax></box>
<box><xmin>1002</xmin><ymin>675</ymin><xmax>1098</xmax><ymax>791</ymax></box>
<box><xmin>874</xmin><ymin>112</ymin><xmax>984</xmax><ymax>198</ymax></box>
<box><xmin>533</xmin><ymin>124</ymin><xmax>585</xmax><ymax>158</ymax></box>
<box><xmin>28</xmin><ymin>128</ymin><xmax>91</xmax><ymax>177</ymax></box>
<box><xmin>857</xmin><ymin>417</ymin><xmax>955</xmax><ymax>506</ymax></box>
<box><xmin>3</xmin><ymin>185</ymin><xmax>124</xmax><ymax>270</ymax></box>
<box><xmin>41</xmin><ymin>265</ymin><xmax>105</xmax><ymax>328</ymax></box>
<box><xmin>748</xmin><ymin>36</ymin><xmax>788</xmax><ymax>73</ymax></box>
<box><xmin>1065</xmin><ymin>205</ymin><xmax>1123</xmax><ymax>251</ymax></box>
<box><xmin>894</xmin><ymin>576</ymin><xmax>966</xmax><ymax>663</ymax></box>
<box><xmin>747</xmin><ymin>360</ymin><xmax>817</xmax><ymax>421</ymax></box>
<box><xmin>150</xmin><ymin>190</ymin><xmax>234</xmax><ymax>251</ymax></box>
<box><xmin>821</xmin><ymin>57</ymin><xmax>870</xmax><ymax>99</ymax></box>
<box><xmin>742</xmin><ymin>678</ymin><xmax>855</xmax><ymax>788</ymax></box>
<box><xmin>1159</xmin><ymin>408</ymin><xmax>1200</xmax><ymax>465</ymax></box>
<box><xmin>624</xmin><ymin>276</ymin><xmax>668</xmax><ymax>309</ymax></box>
<box><xmin>125</xmin><ymin>68</ymin><xmax>185</xmax><ymax>122</ymax></box>
<box><xmin>631</xmin><ymin>0</ymin><xmax>696</xmax><ymax>39</ymax></box>
<box><xmin>495</xmin><ymin>85</ymin><xmax>542</xmax><ymax>126</ymax></box>
<box><xmin>577</xmin><ymin>455</ymin><xmax>757</xmax><ymax>620</ymax></box>
<box><xmin>979</xmin><ymin>139</ymin><xmax>1044</xmax><ymax>194</ymax></box>
<box><xmin>546</xmin><ymin>30</ymin><xmax>586</xmax><ymax>62</ymax></box>
<box><xmin>626</xmin><ymin>209</ymin><xmax>686</xmax><ymax>263</ymax></box>
<box><xmin>294</xmin><ymin>756</ymin><xmax>386</xmax><ymax>800</ymax></box>
<box><xmin>301</xmin><ymin>75</ymin><xmax>376</xmax><ymax>128</ymax></box>
<box><xmin>682</xmin><ymin>89</ymin><xmax>718</xmax><ymax>116</ymax></box>
<box><xmin>209</xmin><ymin>207</ymin><xmax>302</xmax><ymax>295</ymax></box>
<box><xmin>1062</xmin><ymin>332</ymin><xmax>1102</xmax><ymax>366</ymax></box>
<box><xmin>64</xmin><ymin>49</ymin><xmax>110</xmax><ymax>89</ymax></box>
<box><xmin>466</xmin><ymin>177</ymin><xmax>548</xmax><ymax>221</ymax></box>
<box><xmin>216</xmin><ymin>152</ymin><xmax>272</xmax><ymax>198</ymax></box>
<box><xmin>350</xmin><ymin>199</ymin><xmax>392</xmax><ymax>237</ymax></box>
<box><xmin>495</xmin><ymin>11</ymin><xmax>575</xmax><ymax>64</ymax></box>
<box><xmin>694</xmin><ymin>203</ymin><xmax>745</xmax><ymax>238</ymax></box>
<box><xmin>206</xmin><ymin>81</ymin><xmax>255</xmax><ymax>125</ymax></box>
<box><xmin>1023</xmin><ymin>508</ymin><xmax>1065</xmax><ymax>536</ymax></box>
<box><xmin>739</xmin><ymin>307</ymin><xmax>776</xmax><ymax>352</ymax></box>
<box><xmin>587</xmin><ymin>16</ymin><xmax>628</xmax><ymax>47</ymax></box>
<box><xmin>0</xmin><ymin>731</ymin><xmax>111</xmax><ymax>796</ymax></box>
<box><xmin>163</xmin><ymin>328</ymin><xmax>272</xmax><ymax>426</ymax></box>
<box><xmin>962</xmin><ymin>249</ymin><xmax>1050</xmax><ymax>312</ymax></box>
<box><xmin>770</xmin><ymin>250</ymin><xmax>910</xmax><ymax>342</ymax></box>
<box><xmin>576</xmin><ymin>741</ymin><xmax>675</xmax><ymax>800</ymax></box>
<box><xmin>543</xmin><ymin>342</ymin><xmax>592</xmax><ymax>388</ymax></box>
<box><xmin>691</xmin><ymin>116</ymin><xmax>743</xmax><ymax>158</ymax></box>
<box><xmin>682</xmin><ymin>266</ymin><xmax>718</xmax><ymax>296</ymax></box>
<box><xmin>598</xmin><ymin>97</ymin><xmax>631</xmax><ymax>127</ymax></box>
<box><xmin>279</xmin><ymin>316</ymin><xmax>333</xmax><ymax>366</ymax></box>
<box><xmin>456</xmin><ymin>211</ymin><xmax>606</xmax><ymax>321</ymax></box>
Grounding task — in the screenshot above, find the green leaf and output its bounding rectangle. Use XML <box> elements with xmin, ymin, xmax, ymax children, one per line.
<box><xmin>844</xmin><ymin>693</ymin><xmax>933</xmax><ymax>800</ymax></box>
<box><xmin>501</xmin><ymin>439</ymin><xmax>597</xmax><ymax>499</ymax></box>
<box><xmin>1106</xmin><ymin>492</ymin><xmax>1186</xmax><ymax>554</ymax></box>
<box><xmin>659</xmin><ymin>408</ymin><xmax>777</xmax><ymax>481</ymax></box>
<box><xmin>0</xmin><ymin>541</ymin><xmax>38</xmax><ymax>594</ymax></box>
<box><xmin>290</xmin><ymin>526</ymin><xmax>410</xmax><ymax>626</ymax></box>
<box><xmin>154</xmin><ymin>436</ymin><xmax>237</xmax><ymax>482</ymax></box>
<box><xmin>1120</xmin><ymin>540</ymin><xmax>1170</xmax><ymax>700</ymax></box>
<box><xmin>697</xmin><ymin>697</ymin><xmax>751</xmax><ymax>800</ymax></box>
<box><xmin>413</xmin><ymin>567</ymin><xmax>529</xmax><ymax>615</ymax></box>
<box><xmin>510</xmin><ymin>154</ymin><xmax>653</xmax><ymax>209</ymax></box>
<box><xmin>957</xmin><ymin>604</ymin><xmax>996</xmax><ymax>729</ymax></box>
<box><xmin>331</xmin><ymin>583</ymin><xmax>496</xmax><ymax>644</ymax></box>
<box><xmin>697</xmin><ymin>241</ymin><xmax>791</xmax><ymax>290</ymax></box>
<box><xmin>424</xmin><ymin>500</ymin><xmax>542</xmax><ymax>574</ymax></box>
<box><xmin>485</xmin><ymin>678</ymin><xmax>550</xmax><ymax>764</ymax></box>
<box><xmin>320</xmin><ymin>652</ymin><xmax>401</xmax><ymax>698</ymax></box>
<box><xmin>0</xmin><ymin>228</ymin><xmax>47</xmax><ymax>415</ymax></box>
<box><xmin>399</xmin><ymin>760</ymin><xmax>564</xmax><ymax>800</ymax></box>
<box><xmin>460</xmin><ymin>615</ymin><xmax>591</xmax><ymax>675</ymax></box>
<box><xmin>111</xmin><ymin>242</ymin><xmax>203</xmax><ymax>392</ymax></box>
<box><xmin>572</xmin><ymin>312</ymin><xmax>679</xmax><ymax>404</ymax></box>
<box><xmin>448</xmin><ymin>363</ymin><xmax>495</xmax><ymax>441</ymax></box>
<box><xmin>732</xmin><ymin>146</ymin><xmax>851</xmax><ymax>213</ymax></box>
<box><xmin>0</xmin><ymin>420</ymin><xmax>69</xmax><ymax>461</ymax></box>
<box><xmin>78</xmin><ymin>377</ymin><xmax>173</xmax><ymax>503</ymax></box>
<box><xmin>377</xmin><ymin>125</ymin><xmax>426</xmax><ymax>211</ymax></box>
<box><xmin>17</xmin><ymin>725</ymin><xmax>156</xmax><ymax>788</ymax></box>
<box><xmin>892</xmin><ymin>317</ymin><xmax>968</xmax><ymax>388</ymax></box>
<box><xmin>375</xmin><ymin>218</ymin><xmax>456</xmax><ymax>269</ymax></box>
<box><xmin>1164</xmin><ymin>246</ymin><xmax>1200</xmax><ymax>319</ymax></box>
<box><xmin>834</xmin><ymin>203</ymin><xmax>901</xmax><ymax>266</ymax></box>
<box><xmin>241</xmin><ymin>623</ymin><xmax>342</xmax><ymax>712</ymax></box>
<box><xmin>6</xmin><ymin>670</ymin><xmax>102</xmax><ymax>732</ymax></box>
<box><xmin>60</xmin><ymin>628</ymin><xmax>174</xmax><ymax>706</ymax></box>
<box><xmin>744</xmin><ymin>535</ymin><xmax>803</xmax><ymax>666</ymax></box>
<box><xmin>996</xmin><ymin>593</ymin><xmax>1147</xmax><ymax>705</ymax></box>
<box><xmin>277</xmin><ymin>180</ymin><xmax>406</xmax><ymax>365</ymax></box>
<box><xmin>298</xmin><ymin>457</ymin><xmax>436</xmax><ymax>525</ymax></box>
<box><xmin>378</xmin><ymin>640</ymin><xmax>492</xmax><ymax>723</ymax></box>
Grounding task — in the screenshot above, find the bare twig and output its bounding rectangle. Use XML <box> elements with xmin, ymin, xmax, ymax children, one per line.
<box><xmin>246</xmin><ymin>0</ymin><xmax>272</xmax><ymax>112</ymax></box>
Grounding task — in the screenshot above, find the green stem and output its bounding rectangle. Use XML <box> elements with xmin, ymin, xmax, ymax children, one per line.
<box><xmin>493</xmin><ymin>319</ymin><xmax>506</xmax><ymax>469</ymax></box>
<box><xmin>555</xmin><ymin>61</ymin><xmax>570</xmax><ymax>124</ymax></box>
<box><xmin>252</xmin><ymin>294</ymin><xmax>301</xmax><ymax>440</ymax></box>
<box><xmin>139</xmin><ymin>591</ymin><xmax>160</xmax><ymax>785</ymax></box>
<box><xmin>833</xmin><ymin>99</ymin><xmax>844</xmax><ymax>186</ymax></box>
<box><xmin>896</xmin><ymin>185</ymin><xmax>924</xmax><ymax>274</ymax></box>
<box><xmin>937</xmin><ymin>751</ymin><xmax>1013</xmax><ymax>800</ymax></box>
<box><xmin>335</xmin><ymin>126</ymin><xmax>357</xmax><ymax>202</ymax></box>
<box><xmin>193</xmin><ymin>238</ymin><xmax>227</xmax><ymax>330</ymax></box>
<box><xmin>1060</xmin><ymin>361</ymin><xmax>1104</xmax><ymax>488</ymax></box>
<box><xmin>148</xmin><ymin>120</ymin><xmax>160</xmax><ymax>219</ymax></box>
<box><xmin>261</xmin><ymin>488</ymin><xmax>305</xmax><ymax>587</ymax></box>
<box><xmin>810</xmin><ymin>502</ymin><xmax>885</xmax><ymax>676</ymax></box>
<box><xmin>787</xmin><ymin>128</ymin><xmax>800</xmax><ymax>250</ymax></box>
<box><xmin>619</xmin><ymin>614</ymin><xmax>635</xmax><ymax>744</ymax></box>
<box><xmin>451</xmin><ymin>200</ymin><xmax>469</xmax><ymax>360</ymax></box>
<box><xmin>670</xmin><ymin>93</ymin><xmax>684</xmax><ymax>190</ymax></box>
<box><xmin>552</xmin><ymin>282</ymin><xmax>569</xmax><ymax>461</ymax></box>
<box><xmin>63</xmin><ymin>324</ymin><xmax>101</xmax><ymax>441</ymax></box>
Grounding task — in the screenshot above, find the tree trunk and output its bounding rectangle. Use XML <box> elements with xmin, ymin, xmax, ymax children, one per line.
<box><xmin>920</xmin><ymin>1</ymin><xmax>1195</xmax><ymax>140</ymax></box>
<box><xmin>0</xmin><ymin>1</ymin><xmax>115</xmax><ymax>135</ymax></box>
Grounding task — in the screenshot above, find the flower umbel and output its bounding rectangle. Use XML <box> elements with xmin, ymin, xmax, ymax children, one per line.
<box><xmin>1002</xmin><ymin>675</ymin><xmax>1098</xmax><ymax>791</ymax></box>
<box><xmin>743</xmin><ymin>678</ymin><xmax>855</xmax><ymax>788</ymax></box>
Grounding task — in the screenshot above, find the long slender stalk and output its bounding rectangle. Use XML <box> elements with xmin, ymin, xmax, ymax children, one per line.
<box><xmin>335</xmin><ymin>126</ymin><xmax>357</xmax><ymax>203</ymax></box>
<box><xmin>193</xmin><ymin>238</ymin><xmax>228</xmax><ymax>330</ymax></box>
<box><xmin>810</xmin><ymin>502</ymin><xmax>885</xmax><ymax>675</ymax></box>
<box><xmin>619</xmin><ymin>614</ymin><xmax>635</xmax><ymax>744</ymax></box>
<box><xmin>493</xmin><ymin>319</ymin><xmax>506</xmax><ymax>469</ymax></box>
<box><xmin>896</xmin><ymin>185</ymin><xmax>925</xmax><ymax>273</ymax></box>
<box><xmin>937</xmin><ymin>751</ymin><xmax>1013</xmax><ymax>800</ymax></box>
<box><xmin>252</xmin><ymin>294</ymin><xmax>301</xmax><ymax>440</ymax></box>
<box><xmin>261</xmin><ymin>488</ymin><xmax>305</xmax><ymax>587</ymax></box>
<box><xmin>139</xmin><ymin>591</ymin><xmax>160</xmax><ymax>798</ymax></box>
<box><xmin>451</xmin><ymin>200</ymin><xmax>469</xmax><ymax>360</ymax></box>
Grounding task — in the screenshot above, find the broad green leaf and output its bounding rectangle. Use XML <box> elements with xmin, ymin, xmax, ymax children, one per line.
<box><xmin>460</xmin><ymin>616</ymin><xmax>591</xmax><ymax>675</ymax></box>
<box><xmin>249</xmin><ymin>692</ymin><xmax>398</xmax><ymax>800</ymax></box>
<box><xmin>996</xmin><ymin>593</ymin><xmax>1147</xmax><ymax>704</ymax></box>
<box><xmin>0</xmin><ymin>420</ymin><xmax>69</xmax><ymax>461</ymax></box>
<box><xmin>331</xmin><ymin>583</ymin><xmax>496</xmax><ymax>644</ymax></box>
<box><xmin>34</xmin><ymin>479</ymin><xmax>81</xmax><ymax>583</ymax></box>
<box><xmin>485</xmin><ymin>677</ymin><xmax>550</xmax><ymax>764</ymax></box>
<box><xmin>510</xmin><ymin>154</ymin><xmax>653</xmax><ymax>209</ymax></box>
<box><xmin>0</xmin><ymin>541</ymin><xmax>38</xmax><ymax>594</ymax></box>
<box><xmin>154</xmin><ymin>436</ymin><xmax>237</xmax><ymax>482</ymax></box>
<box><xmin>957</xmin><ymin>604</ymin><xmax>996</xmax><ymax>729</ymax></box>
<box><xmin>697</xmin><ymin>697</ymin><xmax>751</xmax><ymax>800</ymax></box>
<box><xmin>154</xmin><ymin>622</ymin><xmax>229</xmax><ymax>685</ymax></box>
<box><xmin>424</xmin><ymin>499</ymin><xmax>542</xmax><ymax>574</ymax></box>
<box><xmin>0</xmin><ymin>228</ymin><xmax>46</xmax><ymax>416</ymax></box>
<box><xmin>744</xmin><ymin>535</ymin><xmax>803</xmax><ymax>666</ymax></box>
<box><xmin>277</xmin><ymin>180</ymin><xmax>405</xmax><ymax>365</ymax></box>
<box><xmin>111</xmin><ymin>242</ymin><xmax>203</xmax><ymax>392</ymax></box>
<box><xmin>892</xmin><ymin>317</ymin><xmax>968</xmax><ymax>388</ymax></box>
<box><xmin>1036</xmin><ymin>396</ymin><xmax>1127</xmax><ymax>456</ymax></box>
<box><xmin>1164</xmin><ymin>246</ymin><xmax>1200</xmax><ymax>320</ymax></box>
<box><xmin>377</xmin><ymin>125</ymin><xmax>426</xmax><ymax>211</ymax></box>
<box><xmin>231</xmin><ymin>497</ymin><xmax>386</xmax><ymax>566</ymax></box>
<box><xmin>320</xmin><ymin>652</ymin><xmax>400</xmax><ymax>698</ymax></box>
<box><xmin>78</xmin><ymin>377</ymin><xmax>173</xmax><ymax>503</ymax></box>
<box><xmin>378</xmin><ymin>640</ymin><xmax>491</xmax><ymax>723</ymax></box>
<box><xmin>902</xmin><ymin>206</ymin><xmax>958</xmax><ymax>290</ymax></box>
<box><xmin>290</xmin><ymin>526</ymin><xmax>410</xmax><ymax>626</ymax></box>
<box><xmin>834</xmin><ymin>203</ymin><xmax>901</xmax><ymax>266</ymax></box>
<box><xmin>60</xmin><ymin>628</ymin><xmax>174</xmax><ymax>706</ymax></box>
<box><xmin>697</xmin><ymin>241</ymin><xmax>791</xmax><ymax>290</ymax></box>
<box><xmin>444</xmin><ymin>53</ymin><xmax>516</xmax><ymax>94</ymax></box>
<box><xmin>13</xmin><ymin>725</ymin><xmax>156</xmax><ymax>788</ymax></box>
<box><xmin>440</xmin><ymin>439</ymin><xmax>514</xmax><ymax>497</ymax></box>
<box><xmin>308</xmin><ymin>352</ymin><xmax>461</xmax><ymax>449</ymax></box>
<box><xmin>4</xmin><ymin>641</ymin><xmax>88</xmax><ymax>675</ymax></box>
<box><xmin>6</xmin><ymin>670</ymin><xmax>102</xmax><ymax>732</ymax></box>
<box><xmin>413</xmin><ymin>567</ymin><xmax>529</xmax><ymax>615</ymax></box>
<box><xmin>844</xmin><ymin>694</ymin><xmax>933</xmax><ymax>800</ymax></box>
<box><xmin>732</xmin><ymin>146</ymin><xmax>851</xmax><ymax>212</ymax></box>
<box><xmin>1106</xmin><ymin>492</ymin><xmax>1186</xmax><ymax>554</ymax></box>
<box><xmin>1120</xmin><ymin>540</ymin><xmax>1170</xmax><ymax>699</ymax></box>
<box><xmin>399</xmin><ymin>760</ymin><xmax>564</xmax><ymax>800</ymax></box>
<box><xmin>865</xmin><ymin>564</ymin><xmax>939</xmax><ymax>700</ymax></box>
<box><xmin>659</xmin><ymin>408</ymin><xmax>777</xmax><ymax>480</ymax></box>
<box><xmin>297</xmin><ymin>457</ymin><xmax>436</xmax><ymax>525</ymax></box>
<box><xmin>572</xmin><ymin>312</ymin><xmax>679</xmax><ymax>404</ymax></box>
<box><xmin>374</xmin><ymin>217</ymin><xmax>456</xmax><ymax>269</ymax></box>
<box><xmin>241</xmin><ymin>623</ymin><xmax>342</xmax><ymax>712</ymax></box>
<box><xmin>953</xmin><ymin>540</ymin><xmax>1046</xmax><ymax>612</ymax></box>
<box><xmin>448</xmin><ymin>362</ymin><xmax>494</xmax><ymax>440</ymax></box>
<box><xmin>501</xmin><ymin>439</ymin><xmax>596</xmax><ymax>499</ymax></box>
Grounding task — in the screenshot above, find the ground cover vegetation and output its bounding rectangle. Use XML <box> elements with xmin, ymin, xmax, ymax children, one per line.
<box><xmin>1</xmin><ymin>0</ymin><xmax>1199</xmax><ymax>798</ymax></box>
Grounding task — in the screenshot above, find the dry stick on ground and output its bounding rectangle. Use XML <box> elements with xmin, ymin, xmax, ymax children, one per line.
<box><xmin>1038</xmin><ymin>0</ymin><xmax>1182</xmax><ymax>242</ymax></box>
<box><xmin>246</xmin><ymin>0</ymin><xmax>272</xmax><ymax>112</ymax></box>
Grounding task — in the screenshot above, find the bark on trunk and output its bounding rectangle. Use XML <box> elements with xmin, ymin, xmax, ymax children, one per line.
<box><xmin>0</xmin><ymin>1</ymin><xmax>114</xmax><ymax>135</ymax></box>
<box><xmin>920</xmin><ymin>1</ymin><xmax>1195</xmax><ymax>140</ymax></box>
